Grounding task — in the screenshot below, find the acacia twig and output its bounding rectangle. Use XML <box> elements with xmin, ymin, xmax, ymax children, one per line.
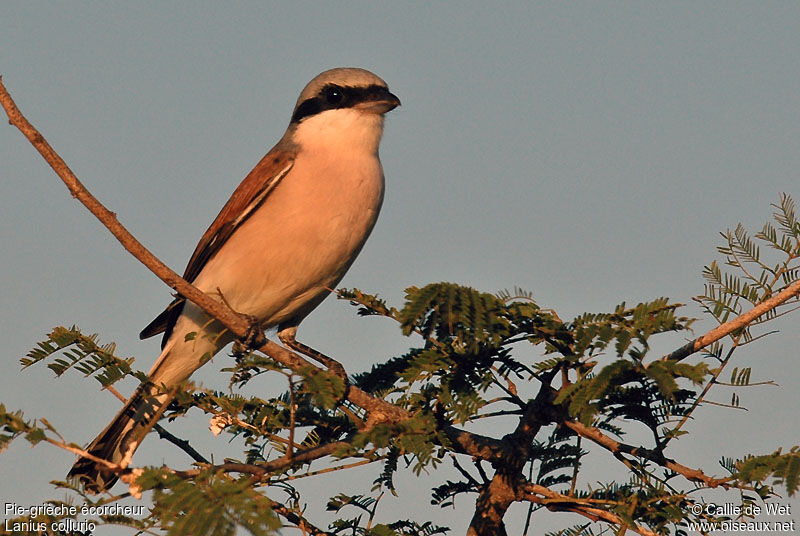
<box><xmin>522</xmin><ymin>482</ymin><xmax>658</xmax><ymax>536</ymax></box>
<box><xmin>269</xmin><ymin>501</ymin><xmax>330</xmax><ymax>536</ymax></box>
<box><xmin>562</xmin><ymin>420</ymin><xmax>734</xmax><ymax>489</ymax></box>
<box><xmin>153</xmin><ymin>424</ymin><xmax>210</xmax><ymax>464</ymax></box>
<box><xmin>175</xmin><ymin>440</ymin><xmax>354</xmax><ymax>481</ymax></box>
<box><xmin>663</xmin><ymin>277</ymin><xmax>800</xmax><ymax>362</ymax></box>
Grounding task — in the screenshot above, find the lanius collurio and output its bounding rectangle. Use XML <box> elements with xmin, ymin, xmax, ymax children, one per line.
<box><xmin>68</xmin><ymin>67</ymin><xmax>400</xmax><ymax>492</ymax></box>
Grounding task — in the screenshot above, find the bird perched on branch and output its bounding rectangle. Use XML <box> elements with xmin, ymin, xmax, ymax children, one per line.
<box><xmin>68</xmin><ymin>67</ymin><xmax>400</xmax><ymax>492</ymax></box>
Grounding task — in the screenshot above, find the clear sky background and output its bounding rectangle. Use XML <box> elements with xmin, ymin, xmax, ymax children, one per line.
<box><xmin>1</xmin><ymin>2</ymin><xmax>798</xmax><ymax>535</ymax></box>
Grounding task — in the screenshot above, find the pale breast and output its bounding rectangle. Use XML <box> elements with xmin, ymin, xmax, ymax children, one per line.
<box><xmin>190</xmin><ymin>147</ymin><xmax>385</xmax><ymax>327</ymax></box>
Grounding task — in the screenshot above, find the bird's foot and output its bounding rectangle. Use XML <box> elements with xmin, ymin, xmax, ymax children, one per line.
<box><xmin>240</xmin><ymin>314</ymin><xmax>266</xmax><ymax>350</ymax></box>
<box><xmin>278</xmin><ymin>328</ymin><xmax>348</xmax><ymax>382</ymax></box>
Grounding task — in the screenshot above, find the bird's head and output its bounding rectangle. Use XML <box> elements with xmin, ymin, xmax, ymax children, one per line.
<box><xmin>288</xmin><ymin>68</ymin><xmax>400</xmax><ymax>154</ymax></box>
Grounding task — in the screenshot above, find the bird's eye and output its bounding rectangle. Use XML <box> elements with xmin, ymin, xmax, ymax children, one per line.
<box><xmin>324</xmin><ymin>86</ymin><xmax>344</xmax><ymax>105</ymax></box>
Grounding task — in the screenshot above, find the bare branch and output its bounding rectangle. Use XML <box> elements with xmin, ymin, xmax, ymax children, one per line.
<box><xmin>280</xmin><ymin>457</ymin><xmax>376</xmax><ymax>482</ymax></box>
<box><xmin>0</xmin><ymin>77</ymin><xmax>248</xmax><ymax>342</ymax></box>
<box><xmin>451</xmin><ymin>455</ymin><xmax>481</xmax><ymax>487</ymax></box>
<box><xmin>153</xmin><ymin>424</ymin><xmax>210</xmax><ymax>464</ymax></box>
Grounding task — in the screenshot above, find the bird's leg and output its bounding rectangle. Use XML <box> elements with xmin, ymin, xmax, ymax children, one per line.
<box><xmin>240</xmin><ymin>313</ymin><xmax>267</xmax><ymax>350</ymax></box>
<box><xmin>278</xmin><ymin>326</ymin><xmax>348</xmax><ymax>381</ymax></box>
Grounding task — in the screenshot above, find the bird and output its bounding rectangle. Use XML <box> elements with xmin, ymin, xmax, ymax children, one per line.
<box><xmin>68</xmin><ymin>67</ymin><xmax>400</xmax><ymax>492</ymax></box>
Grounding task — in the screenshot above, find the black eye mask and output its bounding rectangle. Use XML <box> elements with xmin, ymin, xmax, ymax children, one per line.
<box><xmin>291</xmin><ymin>84</ymin><xmax>394</xmax><ymax>124</ymax></box>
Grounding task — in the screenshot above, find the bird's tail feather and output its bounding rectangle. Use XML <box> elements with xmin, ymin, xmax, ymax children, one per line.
<box><xmin>67</xmin><ymin>383</ymin><xmax>173</xmax><ymax>493</ymax></box>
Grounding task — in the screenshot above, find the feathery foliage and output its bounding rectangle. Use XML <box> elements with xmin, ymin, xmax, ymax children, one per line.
<box><xmin>735</xmin><ymin>447</ymin><xmax>800</xmax><ymax>496</ymax></box>
<box><xmin>21</xmin><ymin>326</ymin><xmax>139</xmax><ymax>386</ymax></box>
<box><xmin>697</xmin><ymin>193</ymin><xmax>800</xmax><ymax>339</ymax></box>
<box><xmin>138</xmin><ymin>468</ymin><xmax>282</xmax><ymax>536</ymax></box>
<box><xmin>5</xmin><ymin>195</ymin><xmax>799</xmax><ymax>536</ymax></box>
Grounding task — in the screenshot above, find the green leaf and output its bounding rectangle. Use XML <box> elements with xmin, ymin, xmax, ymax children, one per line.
<box><xmin>141</xmin><ymin>468</ymin><xmax>281</xmax><ymax>536</ymax></box>
<box><xmin>0</xmin><ymin>404</ymin><xmax>33</xmax><ymax>454</ymax></box>
<box><xmin>297</xmin><ymin>366</ymin><xmax>347</xmax><ymax>410</ymax></box>
<box><xmin>735</xmin><ymin>446</ymin><xmax>800</xmax><ymax>496</ymax></box>
<box><xmin>21</xmin><ymin>326</ymin><xmax>135</xmax><ymax>387</ymax></box>
<box><xmin>24</xmin><ymin>427</ymin><xmax>45</xmax><ymax>446</ymax></box>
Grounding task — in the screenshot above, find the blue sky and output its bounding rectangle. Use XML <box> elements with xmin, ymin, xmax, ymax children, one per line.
<box><xmin>2</xmin><ymin>2</ymin><xmax>799</xmax><ymax>534</ymax></box>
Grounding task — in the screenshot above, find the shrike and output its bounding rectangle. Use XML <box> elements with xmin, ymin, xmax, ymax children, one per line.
<box><xmin>68</xmin><ymin>67</ymin><xmax>400</xmax><ymax>492</ymax></box>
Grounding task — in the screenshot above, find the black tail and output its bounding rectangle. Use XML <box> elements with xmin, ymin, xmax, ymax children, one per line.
<box><xmin>68</xmin><ymin>384</ymin><xmax>171</xmax><ymax>493</ymax></box>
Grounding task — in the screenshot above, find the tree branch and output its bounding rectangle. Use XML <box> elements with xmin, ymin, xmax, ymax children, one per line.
<box><xmin>269</xmin><ymin>501</ymin><xmax>330</xmax><ymax>536</ymax></box>
<box><xmin>522</xmin><ymin>482</ymin><xmax>658</xmax><ymax>536</ymax></box>
<box><xmin>175</xmin><ymin>440</ymin><xmax>355</xmax><ymax>481</ymax></box>
<box><xmin>0</xmin><ymin>76</ymin><xmax>248</xmax><ymax>342</ymax></box>
<box><xmin>467</xmin><ymin>470</ymin><xmax>520</xmax><ymax>536</ymax></box>
<box><xmin>662</xmin><ymin>277</ymin><xmax>800</xmax><ymax>362</ymax></box>
<box><xmin>153</xmin><ymin>424</ymin><xmax>210</xmax><ymax>465</ymax></box>
<box><xmin>562</xmin><ymin>419</ymin><xmax>733</xmax><ymax>489</ymax></box>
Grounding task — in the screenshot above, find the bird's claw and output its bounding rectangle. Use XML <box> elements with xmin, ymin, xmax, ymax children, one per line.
<box><xmin>241</xmin><ymin>314</ymin><xmax>266</xmax><ymax>350</ymax></box>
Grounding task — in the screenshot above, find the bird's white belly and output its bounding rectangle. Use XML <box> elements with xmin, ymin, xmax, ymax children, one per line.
<box><xmin>190</xmin><ymin>151</ymin><xmax>384</xmax><ymax>328</ymax></box>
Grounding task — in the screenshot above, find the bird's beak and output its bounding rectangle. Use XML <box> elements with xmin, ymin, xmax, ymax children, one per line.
<box><xmin>355</xmin><ymin>89</ymin><xmax>401</xmax><ymax>115</ymax></box>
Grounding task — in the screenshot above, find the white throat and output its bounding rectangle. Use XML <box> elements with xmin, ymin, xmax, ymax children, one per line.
<box><xmin>292</xmin><ymin>108</ymin><xmax>386</xmax><ymax>156</ymax></box>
